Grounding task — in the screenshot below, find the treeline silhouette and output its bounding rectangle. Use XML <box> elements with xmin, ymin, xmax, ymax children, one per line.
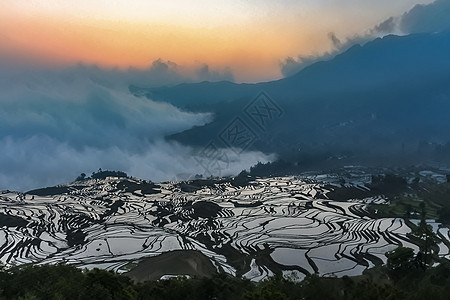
<box><xmin>75</xmin><ymin>169</ymin><xmax>128</xmax><ymax>182</ymax></box>
<box><xmin>0</xmin><ymin>255</ymin><xmax>449</xmax><ymax>300</ymax></box>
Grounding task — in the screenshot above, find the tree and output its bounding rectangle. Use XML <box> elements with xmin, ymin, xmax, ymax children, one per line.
<box><xmin>416</xmin><ymin>202</ymin><xmax>438</xmax><ymax>267</ymax></box>
<box><xmin>386</xmin><ymin>246</ymin><xmax>415</xmax><ymax>276</ymax></box>
<box><xmin>413</xmin><ymin>218</ymin><xmax>437</xmax><ymax>269</ymax></box>
<box><xmin>75</xmin><ymin>173</ymin><xmax>87</xmax><ymax>182</ymax></box>
<box><xmin>438</xmin><ymin>206</ymin><xmax>450</xmax><ymax>225</ymax></box>
<box><xmin>91</xmin><ymin>170</ymin><xmax>128</xmax><ymax>180</ymax></box>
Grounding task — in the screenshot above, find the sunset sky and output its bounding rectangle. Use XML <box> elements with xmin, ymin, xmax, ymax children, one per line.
<box><xmin>1</xmin><ymin>0</ymin><xmax>449</xmax><ymax>191</ymax></box>
<box><xmin>0</xmin><ymin>0</ymin><xmax>434</xmax><ymax>81</ymax></box>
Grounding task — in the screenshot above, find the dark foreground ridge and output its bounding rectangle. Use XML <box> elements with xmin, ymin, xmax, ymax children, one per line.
<box><xmin>0</xmin><ymin>259</ymin><xmax>449</xmax><ymax>299</ymax></box>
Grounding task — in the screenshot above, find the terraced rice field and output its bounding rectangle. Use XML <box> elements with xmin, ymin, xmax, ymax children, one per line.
<box><xmin>1</xmin><ymin>172</ymin><xmax>449</xmax><ymax>281</ymax></box>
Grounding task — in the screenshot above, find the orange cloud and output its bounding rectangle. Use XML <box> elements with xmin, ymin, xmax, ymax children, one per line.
<box><xmin>1</xmin><ymin>12</ymin><xmax>329</xmax><ymax>81</ymax></box>
<box><xmin>1</xmin><ymin>0</ymin><xmax>434</xmax><ymax>81</ymax></box>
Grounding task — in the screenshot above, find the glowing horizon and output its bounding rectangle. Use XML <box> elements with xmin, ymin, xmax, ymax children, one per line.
<box><xmin>0</xmin><ymin>0</ymin><xmax>434</xmax><ymax>82</ymax></box>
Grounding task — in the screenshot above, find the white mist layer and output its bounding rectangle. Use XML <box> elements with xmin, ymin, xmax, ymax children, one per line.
<box><xmin>0</xmin><ymin>66</ymin><xmax>273</xmax><ymax>191</ymax></box>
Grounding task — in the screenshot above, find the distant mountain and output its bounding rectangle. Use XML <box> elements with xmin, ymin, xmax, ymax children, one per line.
<box><xmin>129</xmin><ymin>80</ymin><xmax>258</xmax><ymax>111</ymax></box>
<box><xmin>131</xmin><ymin>31</ymin><xmax>450</xmax><ymax>166</ymax></box>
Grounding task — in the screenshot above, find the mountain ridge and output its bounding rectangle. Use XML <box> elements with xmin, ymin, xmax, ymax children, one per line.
<box><xmin>130</xmin><ymin>31</ymin><xmax>450</xmax><ymax>166</ymax></box>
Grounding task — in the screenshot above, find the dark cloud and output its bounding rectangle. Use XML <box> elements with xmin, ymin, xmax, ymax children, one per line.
<box><xmin>55</xmin><ymin>59</ymin><xmax>234</xmax><ymax>90</ymax></box>
<box><xmin>373</xmin><ymin>17</ymin><xmax>399</xmax><ymax>34</ymax></box>
<box><xmin>279</xmin><ymin>57</ymin><xmax>302</xmax><ymax>78</ymax></box>
<box><xmin>328</xmin><ymin>32</ymin><xmax>342</xmax><ymax>49</ymax></box>
<box><xmin>195</xmin><ymin>64</ymin><xmax>234</xmax><ymax>82</ymax></box>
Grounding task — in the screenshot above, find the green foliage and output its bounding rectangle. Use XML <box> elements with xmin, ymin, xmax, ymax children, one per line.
<box><xmin>418</xmin><ymin>181</ymin><xmax>450</xmax><ymax>225</ymax></box>
<box><xmin>1</xmin><ymin>264</ymin><xmax>84</xmax><ymax>300</ymax></box>
<box><xmin>91</xmin><ymin>169</ymin><xmax>128</xmax><ymax>180</ymax></box>
<box><xmin>75</xmin><ymin>169</ymin><xmax>128</xmax><ymax>182</ymax></box>
<box><xmin>438</xmin><ymin>206</ymin><xmax>450</xmax><ymax>225</ymax></box>
<box><xmin>249</xmin><ymin>160</ymin><xmax>295</xmax><ymax>177</ymax></box>
<box><xmin>371</xmin><ymin>174</ymin><xmax>407</xmax><ymax>187</ymax></box>
<box><xmin>0</xmin><ymin>261</ymin><xmax>450</xmax><ymax>300</ymax></box>
<box><xmin>75</xmin><ymin>173</ymin><xmax>87</xmax><ymax>182</ymax></box>
<box><xmin>368</xmin><ymin>173</ymin><xmax>450</xmax><ymax>221</ymax></box>
<box><xmin>386</xmin><ymin>247</ymin><xmax>416</xmax><ymax>275</ymax></box>
<box><xmin>79</xmin><ymin>269</ymin><xmax>137</xmax><ymax>300</ymax></box>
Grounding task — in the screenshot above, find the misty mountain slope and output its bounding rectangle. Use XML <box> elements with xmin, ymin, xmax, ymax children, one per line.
<box><xmin>131</xmin><ymin>31</ymin><xmax>450</xmax><ymax>162</ymax></box>
<box><xmin>282</xmin><ymin>32</ymin><xmax>450</xmax><ymax>92</ymax></box>
<box><xmin>129</xmin><ymin>81</ymin><xmax>261</xmax><ymax>111</ymax></box>
<box><xmin>132</xmin><ymin>31</ymin><xmax>450</xmax><ymax>108</ymax></box>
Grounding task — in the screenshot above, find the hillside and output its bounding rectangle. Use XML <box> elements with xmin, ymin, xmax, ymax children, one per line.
<box><xmin>1</xmin><ymin>167</ymin><xmax>449</xmax><ymax>281</ymax></box>
<box><xmin>131</xmin><ymin>31</ymin><xmax>450</xmax><ymax>165</ymax></box>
